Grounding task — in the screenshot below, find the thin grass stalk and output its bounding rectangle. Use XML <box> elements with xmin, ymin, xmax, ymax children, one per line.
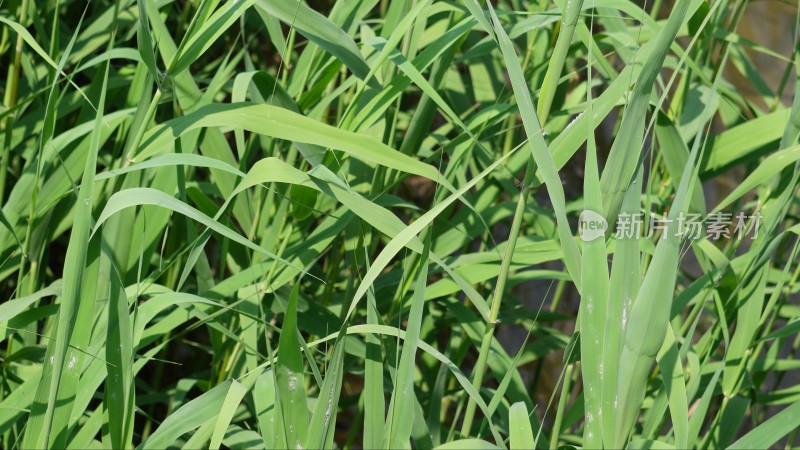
<box><xmin>460</xmin><ymin>157</ymin><xmax>536</xmax><ymax>437</ymax></box>
<box><xmin>550</xmin><ymin>363</ymin><xmax>574</xmax><ymax>449</ymax></box>
<box><xmin>537</xmin><ymin>0</ymin><xmax>583</xmax><ymax>124</ymax></box>
<box><xmin>462</xmin><ymin>0</ymin><xmax>585</xmax><ymax>436</ymax></box>
<box><xmin>0</xmin><ymin>0</ymin><xmax>28</xmax><ymax>202</ymax></box>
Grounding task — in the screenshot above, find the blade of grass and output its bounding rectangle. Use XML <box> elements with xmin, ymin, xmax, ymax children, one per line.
<box><xmin>139</xmin><ymin>380</ymin><xmax>239</xmax><ymax>449</ymax></box>
<box><xmin>253</xmin><ymin>370</ymin><xmax>276</xmax><ymax>449</ymax></box>
<box><xmin>167</xmin><ymin>0</ymin><xmax>257</xmax><ymax>78</ymax></box>
<box><xmin>209</xmin><ymin>380</ymin><xmax>248</xmax><ymax>449</ymax></box>
<box><xmin>537</xmin><ymin>0</ymin><xmax>584</xmax><ymax>123</ymax></box>
<box><xmin>613</xmin><ymin>122</ymin><xmax>703</xmax><ymax>449</ymax></box>
<box><xmin>105</xmin><ymin>260</ymin><xmax>135</xmax><ymax>450</ymax></box>
<box><xmin>255</xmin><ymin>0</ymin><xmax>379</xmax><ymax>89</ymax></box>
<box><xmin>599</xmin><ymin>0</ymin><xmax>691</xmax><ymax>226</ymax></box>
<box><xmin>21</xmin><ymin>33</ymin><xmax>111</xmax><ymax>448</ymax></box>
<box><xmin>578</xmin><ymin>34</ymin><xmax>608</xmax><ymax>447</ymax></box>
<box><xmin>383</xmin><ymin>234</ymin><xmax>430</xmax><ymax>448</ymax></box>
<box><xmin>275</xmin><ymin>282</ymin><xmax>309</xmax><ymax>449</ymax></box>
<box><xmin>364</xmin><ymin>284</ymin><xmax>385</xmax><ymax>449</ymax></box>
<box><xmin>656</xmin><ymin>326</ymin><xmax>689</xmax><ymax>450</ymax></box>
<box><xmin>509</xmin><ymin>402</ymin><xmax>536</xmax><ymax>450</ymax></box>
<box><xmin>727</xmin><ymin>400</ymin><xmax>800</xmax><ymax>450</ymax></box>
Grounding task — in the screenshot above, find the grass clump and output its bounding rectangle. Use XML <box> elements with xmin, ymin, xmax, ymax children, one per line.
<box><xmin>1</xmin><ymin>0</ymin><xmax>800</xmax><ymax>448</ymax></box>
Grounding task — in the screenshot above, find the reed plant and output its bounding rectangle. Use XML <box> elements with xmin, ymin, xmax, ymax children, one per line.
<box><xmin>1</xmin><ymin>0</ymin><xmax>800</xmax><ymax>448</ymax></box>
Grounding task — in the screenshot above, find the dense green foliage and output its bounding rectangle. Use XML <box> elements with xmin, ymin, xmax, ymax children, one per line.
<box><xmin>1</xmin><ymin>0</ymin><xmax>800</xmax><ymax>448</ymax></box>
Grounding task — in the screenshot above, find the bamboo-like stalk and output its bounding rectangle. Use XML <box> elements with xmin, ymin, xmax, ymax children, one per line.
<box><xmin>460</xmin><ymin>157</ymin><xmax>537</xmax><ymax>436</ymax></box>
<box><xmin>461</xmin><ymin>0</ymin><xmax>584</xmax><ymax>436</ymax></box>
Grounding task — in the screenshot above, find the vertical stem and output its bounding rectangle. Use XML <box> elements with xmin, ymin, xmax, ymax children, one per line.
<box><xmin>460</xmin><ymin>157</ymin><xmax>536</xmax><ymax>436</ymax></box>
<box><xmin>461</xmin><ymin>0</ymin><xmax>577</xmax><ymax>434</ymax></box>
<box><xmin>550</xmin><ymin>363</ymin><xmax>575</xmax><ymax>449</ymax></box>
<box><xmin>126</xmin><ymin>88</ymin><xmax>163</xmax><ymax>164</ymax></box>
<box><xmin>0</xmin><ymin>0</ymin><xmax>29</xmax><ymax>202</ymax></box>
